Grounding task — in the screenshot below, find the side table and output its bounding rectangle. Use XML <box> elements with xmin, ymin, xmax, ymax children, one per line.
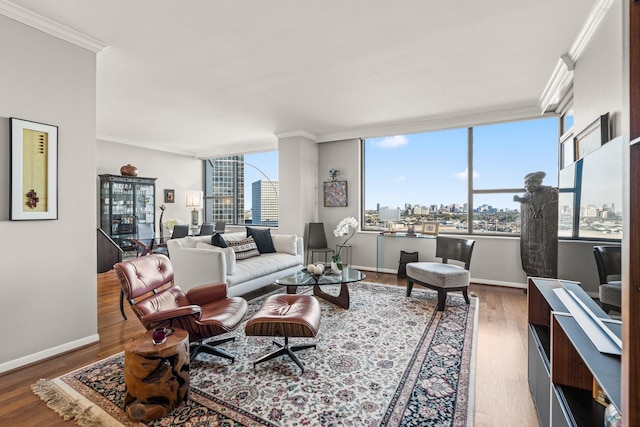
<box><xmin>123</xmin><ymin>328</ymin><xmax>190</xmax><ymax>422</ymax></box>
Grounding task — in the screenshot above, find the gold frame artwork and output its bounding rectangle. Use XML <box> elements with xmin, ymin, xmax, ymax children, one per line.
<box><xmin>10</xmin><ymin>118</ymin><xmax>58</xmax><ymax>220</ymax></box>
<box><xmin>421</xmin><ymin>222</ymin><xmax>440</xmax><ymax>236</ymax></box>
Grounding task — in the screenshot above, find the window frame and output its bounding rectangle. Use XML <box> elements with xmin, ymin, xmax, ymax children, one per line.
<box><xmin>361</xmin><ymin>117</ymin><xmax>562</xmax><ymax>237</ymax></box>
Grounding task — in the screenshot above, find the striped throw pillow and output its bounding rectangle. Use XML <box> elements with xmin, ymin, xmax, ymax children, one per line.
<box><xmin>227</xmin><ymin>236</ymin><xmax>260</xmax><ymax>260</ymax></box>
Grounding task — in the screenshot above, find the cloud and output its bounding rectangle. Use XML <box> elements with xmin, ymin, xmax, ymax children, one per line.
<box><xmin>394</xmin><ymin>176</ymin><xmax>406</xmax><ymax>183</ymax></box>
<box><xmin>376</xmin><ymin>135</ymin><xmax>408</xmax><ymax>149</ymax></box>
<box><xmin>454</xmin><ymin>168</ymin><xmax>479</xmax><ymax>180</ymax></box>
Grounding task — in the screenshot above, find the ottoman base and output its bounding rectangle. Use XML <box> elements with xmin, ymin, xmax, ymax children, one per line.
<box><xmin>254</xmin><ymin>336</ymin><xmax>317</xmax><ymax>373</ymax></box>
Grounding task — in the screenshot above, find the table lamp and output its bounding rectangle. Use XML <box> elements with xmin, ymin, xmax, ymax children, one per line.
<box><xmin>185</xmin><ymin>191</ymin><xmax>202</xmax><ymax>226</ymax></box>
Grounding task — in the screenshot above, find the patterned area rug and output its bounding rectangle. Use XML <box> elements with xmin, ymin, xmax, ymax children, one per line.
<box><xmin>33</xmin><ymin>282</ymin><xmax>478</xmax><ymax>426</ymax></box>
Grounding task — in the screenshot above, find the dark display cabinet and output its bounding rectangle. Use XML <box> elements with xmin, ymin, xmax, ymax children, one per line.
<box><xmin>99</xmin><ymin>174</ymin><xmax>156</xmax><ymax>250</ymax></box>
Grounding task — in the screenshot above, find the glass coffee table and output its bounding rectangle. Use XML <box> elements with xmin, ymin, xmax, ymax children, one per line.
<box><xmin>275</xmin><ymin>267</ymin><xmax>366</xmax><ymax>309</ymax></box>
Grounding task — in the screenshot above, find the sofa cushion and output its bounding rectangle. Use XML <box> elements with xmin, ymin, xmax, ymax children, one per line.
<box><xmin>227</xmin><ymin>252</ymin><xmax>304</xmax><ymax>286</ymax></box>
<box><xmin>246</xmin><ymin>227</ymin><xmax>276</xmax><ymax>254</ymax></box>
<box><xmin>211</xmin><ymin>232</ymin><xmax>227</xmax><ymax>248</ymax></box>
<box><xmin>227</xmin><ymin>236</ymin><xmax>261</xmax><ymax>260</ymax></box>
<box><xmin>272</xmin><ymin>234</ymin><xmax>298</xmax><ymax>255</ymax></box>
<box><xmin>183</xmin><ymin>235</ymin><xmax>213</xmax><ymax>248</ymax></box>
<box><xmin>196</xmin><ymin>242</ymin><xmax>237</xmax><ymax>274</ymax></box>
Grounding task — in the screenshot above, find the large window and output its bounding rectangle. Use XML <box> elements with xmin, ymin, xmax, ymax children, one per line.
<box><xmin>204</xmin><ymin>152</ymin><xmax>279</xmax><ymax>226</ymax></box>
<box><xmin>363</xmin><ymin>117</ymin><xmax>559</xmax><ymax>235</ymax></box>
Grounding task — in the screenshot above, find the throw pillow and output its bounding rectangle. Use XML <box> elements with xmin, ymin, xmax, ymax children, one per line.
<box><xmin>246</xmin><ymin>227</ymin><xmax>276</xmax><ymax>254</ymax></box>
<box><xmin>272</xmin><ymin>234</ymin><xmax>298</xmax><ymax>255</ymax></box>
<box><xmin>211</xmin><ymin>232</ymin><xmax>228</xmax><ymax>248</ymax></box>
<box><xmin>227</xmin><ymin>236</ymin><xmax>261</xmax><ymax>260</ymax></box>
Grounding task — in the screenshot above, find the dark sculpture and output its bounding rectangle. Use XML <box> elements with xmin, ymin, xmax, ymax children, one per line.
<box><xmin>513</xmin><ymin>171</ymin><xmax>558</xmax><ymax>278</ymax></box>
<box><xmin>158</xmin><ymin>205</ymin><xmax>166</xmax><ymax>239</ymax></box>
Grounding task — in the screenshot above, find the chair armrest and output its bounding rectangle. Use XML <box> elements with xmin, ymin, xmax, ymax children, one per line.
<box><xmin>140</xmin><ymin>305</ymin><xmax>201</xmax><ymax>325</ymax></box>
<box><xmin>186</xmin><ymin>282</ymin><xmax>228</xmax><ymax>305</ymax></box>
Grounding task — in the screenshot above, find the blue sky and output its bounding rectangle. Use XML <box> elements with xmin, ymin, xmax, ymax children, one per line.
<box><xmin>364</xmin><ymin>117</ymin><xmax>559</xmax><ymax>211</ymax></box>
<box><xmin>244</xmin><ymin>117</ymin><xmax>560</xmax><ymax>211</ymax></box>
<box><xmin>244</xmin><ymin>151</ymin><xmax>279</xmax><ymax>209</ymax></box>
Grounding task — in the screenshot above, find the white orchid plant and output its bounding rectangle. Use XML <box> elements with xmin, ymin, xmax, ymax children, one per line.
<box><xmin>333</xmin><ymin>216</ymin><xmax>358</xmax><ymax>265</ymax></box>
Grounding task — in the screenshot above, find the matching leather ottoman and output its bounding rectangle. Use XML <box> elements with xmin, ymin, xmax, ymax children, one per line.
<box><xmin>245</xmin><ymin>294</ymin><xmax>321</xmax><ymax>373</ymax></box>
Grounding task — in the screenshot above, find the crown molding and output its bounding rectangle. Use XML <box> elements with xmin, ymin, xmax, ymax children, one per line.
<box><xmin>314</xmin><ymin>104</ymin><xmax>548</xmax><ymax>143</ymax></box>
<box><xmin>538</xmin><ymin>0</ymin><xmax>614</xmax><ymax>113</ymax></box>
<box><xmin>274</xmin><ymin>129</ymin><xmax>317</xmax><ymax>141</ymax></box>
<box><xmin>99</xmin><ymin>132</ymin><xmax>279</xmax><ymax>159</ymax></box>
<box><xmin>195</xmin><ymin>140</ymin><xmax>278</xmax><ymax>159</ymax></box>
<box><xmin>0</xmin><ymin>0</ymin><xmax>106</xmax><ymax>52</ymax></box>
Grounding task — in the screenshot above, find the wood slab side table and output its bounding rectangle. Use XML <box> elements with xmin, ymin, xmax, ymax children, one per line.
<box><xmin>123</xmin><ymin>328</ymin><xmax>190</xmax><ymax>422</ymax></box>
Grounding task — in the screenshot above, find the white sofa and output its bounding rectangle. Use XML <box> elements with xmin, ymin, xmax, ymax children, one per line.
<box><xmin>166</xmin><ymin>232</ymin><xmax>304</xmax><ymax>297</ymax></box>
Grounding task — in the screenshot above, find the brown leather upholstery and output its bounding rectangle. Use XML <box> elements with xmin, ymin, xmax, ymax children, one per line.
<box><xmin>246</xmin><ymin>294</ymin><xmax>320</xmax><ymax>338</ymax></box>
<box><xmin>114</xmin><ymin>254</ymin><xmax>248</xmax><ymax>362</ymax></box>
<box><xmin>245</xmin><ymin>294</ymin><xmax>321</xmax><ymax>373</ymax></box>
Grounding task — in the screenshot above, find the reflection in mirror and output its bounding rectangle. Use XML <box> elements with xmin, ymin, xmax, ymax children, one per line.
<box><xmin>558</xmin><ymin>136</ymin><xmax>622</xmax><ymax>239</ymax></box>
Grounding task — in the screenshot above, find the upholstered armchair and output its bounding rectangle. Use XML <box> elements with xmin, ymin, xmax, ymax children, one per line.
<box><xmin>114</xmin><ymin>254</ymin><xmax>248</xmax><ymax>362</ymax></box>
<box><xmin>406</xmin><ymin>236</ymin><xmax>475</xmax><ymax>311</ymax></box>
<box><xmin>593</xmin><ymin>245</ymin><xmax>622</xmax><ymax>313</ymax></box>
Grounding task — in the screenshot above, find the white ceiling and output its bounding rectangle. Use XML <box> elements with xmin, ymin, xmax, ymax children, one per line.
<box><xmin>4</xmin><ymin>0</ymin><xmax>597</xmax><ymax>158</ymax></box>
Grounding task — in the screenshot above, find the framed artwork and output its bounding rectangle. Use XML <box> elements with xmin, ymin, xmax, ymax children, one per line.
<box><xmin>421</xmin><ymin>222</ymin><xmax>440</xmax><ymax>236</ymax></box>
<box><xmin>323</xmin><ymin>181</ymin><xmax>348</xmax><ymax>207</ymax></box>
<box><xmin>10</xmin><ymin>118</ymin><xmax>58</xmax><ymax>220</ymax></box>
<box><xmin>574</xmin><ymin>113</ymin><xmax>610</xmax><ymax>161</ymax></box>
<box><xmin>164</xmin><ymin>189</ymin><xmax>175</xmax><ymax>203</ymax></box>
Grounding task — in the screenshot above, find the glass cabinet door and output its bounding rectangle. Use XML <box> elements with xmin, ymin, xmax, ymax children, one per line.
<box><xmin>112</xmin><ymin>182</ymin><xmax>135</xmax><ymax>240</ymax></box>
<box><xmin>99</xmin><ymin>175</ymin><xmax>156</xmax><ymax>250</ymax></box>
<box><xmin>100</xmin><ymin>180</ymin><xmax>111</xmax><ymax>233</ymax></box>
<box><xmin>135</xmin><ymin>182</ymin><xmax>155</xmax><ymax>228</ymax></box>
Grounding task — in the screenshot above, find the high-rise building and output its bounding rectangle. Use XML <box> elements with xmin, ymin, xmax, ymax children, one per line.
<box><xmin>252</xmin><ymin>180</ymin><xmax>279</xmax><ymax>226</ymax></box>
<box><xmin>204</xmin><ymin>156</ymin><xmax>245</xmax><ymax>224</ymax></box>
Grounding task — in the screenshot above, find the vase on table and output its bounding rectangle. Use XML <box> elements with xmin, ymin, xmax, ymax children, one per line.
<box><xmin>331</xmin><ymin>260</ymin><xmax>343</xmax><ymax>274</ymax></box>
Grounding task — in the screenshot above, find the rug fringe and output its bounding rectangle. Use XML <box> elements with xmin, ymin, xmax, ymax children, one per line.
<box><xmin>31</xmin><ymin>379</ymin><xmax>109</xmax><ymax>427</ymax></box>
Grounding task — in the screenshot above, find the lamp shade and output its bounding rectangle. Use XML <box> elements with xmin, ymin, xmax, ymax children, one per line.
<box><xmin>185</xmin><ymin>191</ymin><xmax>202</xmax><ymax>208</ymax></box>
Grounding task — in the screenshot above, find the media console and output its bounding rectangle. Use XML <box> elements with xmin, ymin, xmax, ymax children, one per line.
<box><xmin>527</xmin><ymin>277</ymin><xmax>621</xmax><ymax>427</ymax></box>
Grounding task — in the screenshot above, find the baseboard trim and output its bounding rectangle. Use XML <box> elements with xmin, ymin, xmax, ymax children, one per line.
<box><xmin>0</xmin><ymin>334</ymin><xmax>99</xmax><ymax>374</ymax></box>
<box><xmin>471</xmin><ymin>278</ymin><xmax>527</xmax><ymax>289</ymax></box>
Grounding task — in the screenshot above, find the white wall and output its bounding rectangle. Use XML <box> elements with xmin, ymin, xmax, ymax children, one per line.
<box><xmin>278</xmin><ymin>135</ymin><xmax>319</xmax><ymax>237</ymax></box>
<box><xmin>317</xmin><ymin>139</ymin><xmax>361</xmax><ymax>252</ymax></box>
<box><xmin>573</xmin><ymin>0</ymin><xmax>623</xmax><ymax>139</ymax></box>
<box><xmin>0</xmin><ymin>16</ymin><xmax>98</xmax><ymax>372</ymax></box>
<box><xmin>96</xmin><ymin>140</ymin><xmax>203</xmax><ymax>232</ymax></box>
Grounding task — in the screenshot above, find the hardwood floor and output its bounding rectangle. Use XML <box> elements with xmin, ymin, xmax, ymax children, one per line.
<box><xmin>0</xmin><ymin>271</ymin><xmax>540</xmax><ymax>427</ymax></box>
